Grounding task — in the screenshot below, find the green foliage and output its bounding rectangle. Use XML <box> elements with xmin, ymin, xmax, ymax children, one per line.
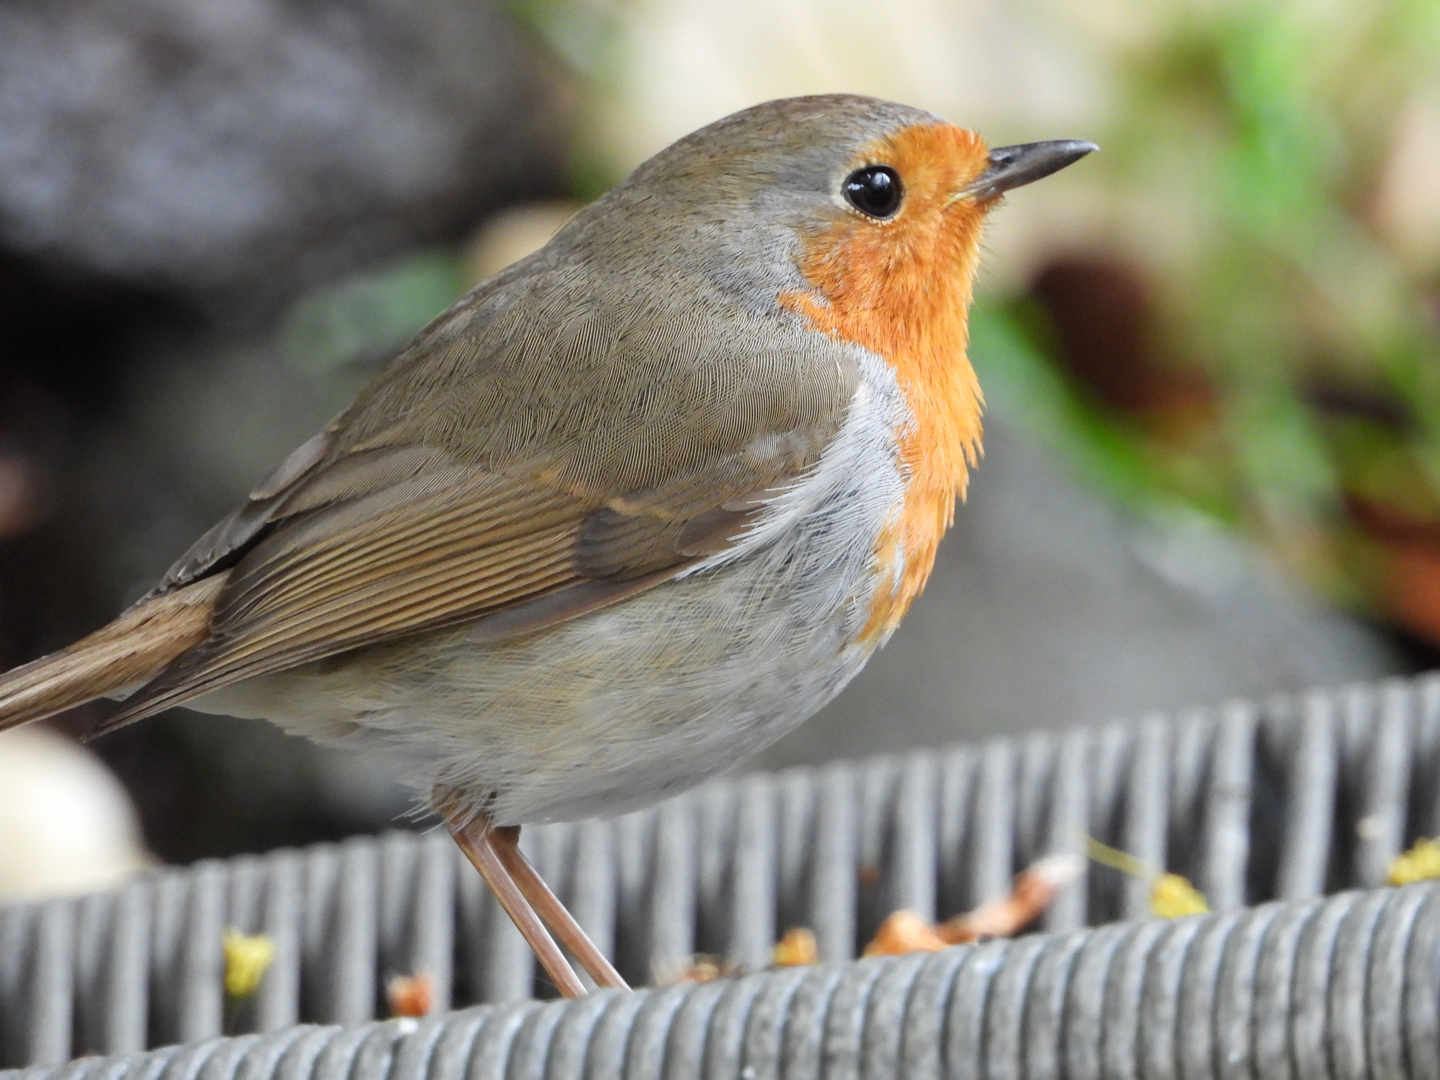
<box><xmin>985</xmin><ymin>1</ymin><xmax>1440</xmax><ymax>617</ymax></box>
<box><xmin>282</xmin><ymin>253</ymin><xmax>467</xmax><ymax>387</ymax></box>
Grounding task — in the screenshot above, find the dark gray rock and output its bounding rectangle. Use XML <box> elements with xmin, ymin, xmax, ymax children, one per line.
<box><xmin>0</xmin><ymin>0</ymin><xmax>564</xmax><ymax>311</ymax></box>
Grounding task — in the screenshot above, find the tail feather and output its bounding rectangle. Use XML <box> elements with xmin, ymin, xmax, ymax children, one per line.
<box><xmin>0</xmin><ymin>575</ymin><xmax>226</xmax><ymax>732</ymax></box>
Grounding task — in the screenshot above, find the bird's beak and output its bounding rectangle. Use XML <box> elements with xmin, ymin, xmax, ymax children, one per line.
<box><xmin>959</xmin><ymin>140</ymin><xmax>1098</xmax><ymax>201</ymax></box>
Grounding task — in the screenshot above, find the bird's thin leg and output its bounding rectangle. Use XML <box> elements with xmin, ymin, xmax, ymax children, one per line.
<box><xmin>489</xmin><ymin>825</ymin><xmax>629</xmax><ymax>990</ymax></box>
<box><xmin>436</xmin><ymin>795</ymin><xmax>587</xmax><ymax>998</ymax></box>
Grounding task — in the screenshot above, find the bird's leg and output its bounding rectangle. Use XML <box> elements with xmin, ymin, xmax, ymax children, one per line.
<box><xmin>488</xmin><ymin>825</ymin><xmax>629</xmax><ymax>990</ymax></box>
<box><xmin>435</xmin><ymin>793</ymin><xmax>587</xmax><ymax>998</ymax></box>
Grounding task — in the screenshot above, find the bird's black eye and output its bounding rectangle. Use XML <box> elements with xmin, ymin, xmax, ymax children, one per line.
<box><xmin>842</xmin><ymin>165</ymin><xmax>903</xmax><ymax>218</ymax></box>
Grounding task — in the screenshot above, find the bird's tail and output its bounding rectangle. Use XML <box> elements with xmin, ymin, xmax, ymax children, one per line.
<box><xmin>0</xmin><ymin>575</ymin><xmax>226</xmax><ymax>732</ymax></box>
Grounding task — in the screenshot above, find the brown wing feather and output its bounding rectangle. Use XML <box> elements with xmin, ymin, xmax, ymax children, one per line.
<box><xmin>96</xmin><ymin>452</ymin><xmax>780</xmax><ymax>732</ymax></box>
<box><xmin>98</xmin><ymin>473</ymin><xmax>590</xmax><ymax>730</ymax></box>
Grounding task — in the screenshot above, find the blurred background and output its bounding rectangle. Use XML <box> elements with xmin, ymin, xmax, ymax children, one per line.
<box><xmin>1</xmin><ymin>0</ymin><xmax>1438</xmax><ymax>897</ymax></box>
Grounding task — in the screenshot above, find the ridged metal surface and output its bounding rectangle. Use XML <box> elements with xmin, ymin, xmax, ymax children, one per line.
<box><xmin>5</xmin><ymin>884</ymin><xmax>1440</xmax><ymax>1080</ymax></box>
<box><xmin>2</xmin><ymin>673</ymin><xmax>1439</xmax><ymax>1076</ymax></box>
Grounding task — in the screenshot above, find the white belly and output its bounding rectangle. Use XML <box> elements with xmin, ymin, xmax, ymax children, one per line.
<box><xmin>193</xmin><ymin>366</ymin><xmax>910</xmax><ymax>823</ymax></box>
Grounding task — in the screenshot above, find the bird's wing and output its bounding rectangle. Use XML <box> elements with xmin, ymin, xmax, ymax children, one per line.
<box><xmin>99</xmin><ymin>261</ymin><xmax>856</xmax><ymax>730</ymax></box>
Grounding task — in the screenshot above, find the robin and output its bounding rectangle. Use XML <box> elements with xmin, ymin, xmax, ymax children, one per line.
<box><xmin>0</xmin><ymin>95</ymin><xmax>1092</xmax><ymax>997</ymax></box>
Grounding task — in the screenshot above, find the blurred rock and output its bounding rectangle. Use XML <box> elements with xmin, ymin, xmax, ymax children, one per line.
<box><xmin>0</xmin><ymin>0</ymin><xmax>567</xmax><ymax>313</ymax></box>
<box><xmin>758</xmin><ymin>419</ymin><xmax>1397</xmax><ymax>769</ymax></box>
<box><xmin>0</xmin><ymin>726</ymin><xmax>152</xmax><ymax>900</ymax></box>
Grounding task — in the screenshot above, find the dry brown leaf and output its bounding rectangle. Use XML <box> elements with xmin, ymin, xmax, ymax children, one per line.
<box><xmin>863</xmin><ymin>852</ymin><xmax>1085</xmax><ymax>956</ymax></box>
<box><xmin>941</xmin><ymin>853</ymin><xmax>1085</xmax><ymax>944</ymax></box>
<box><xmin>660</xmin><ymin>954</ymin><xmax>739</xmax><ymax>984</ymax></box>
<box><xmin>863</xmin><ymin>910</ymin><xmax>948</xmax><ymax>957</ymax></box>
<box><xmin>386</xmin><ymin>973</ymin><xmax>434</xmax><ymax>1017</ymax></box>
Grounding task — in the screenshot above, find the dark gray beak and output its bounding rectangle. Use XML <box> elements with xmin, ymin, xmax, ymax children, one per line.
<box><xmin>962</xmin><ymin>139</ymin><xmax>1097</xmax><ymax>201</ymax></box>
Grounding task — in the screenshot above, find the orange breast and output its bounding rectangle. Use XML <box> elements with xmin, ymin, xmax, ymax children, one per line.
<box><xmin>779</xmin><ymin>122</ymin><xmax>990</xmax><ymax>642</ymax></box>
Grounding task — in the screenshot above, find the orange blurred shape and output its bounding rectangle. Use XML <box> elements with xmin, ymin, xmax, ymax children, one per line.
<box><xmin>1385</xmin><ymin>541</ymin><xmax>1440</xmax><ymax>645</ymax></box>
<box><xmin>863</xmin><ymin>910</ymin><xmax>948</xmax><ymax>957</ymax></box>
<box><xmin>772</xmin><ymin>926</ymin><xmax>819</xmax><ymax>967</ymax></box>
<box><xmin>385</xmin><ymin>973</ymin><xmax>434</xmax><ymax>1018</ymax></box>
<box><xmin>862</xmin><ymin>852</ymin><xmax>1085</xmax><ymax>957</ymax></box>
<box><xmin>941</xmin><ymin>853</ymin><xmax>1085</xmax><ymax>944</ymax></box>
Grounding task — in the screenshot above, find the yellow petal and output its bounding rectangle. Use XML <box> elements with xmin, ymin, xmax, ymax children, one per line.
<box><xmin>222</xmin><ymin>929</ymin><xmax>276</xmax><ymax>1000</ymax></box>
<box><xmin>1388</xmin><ymin>838</ymin><xmax>1440</xmax><ymax>886</ymax></box>
<box><xmin>1150</xmin><ymin>873</ymin><xmax>1209</xmax><ymax>918</ymax></box>
<box><xmin>773</xmin><ymin>927</ymin><xmax>818</xmax><ymax>967</ymax></box>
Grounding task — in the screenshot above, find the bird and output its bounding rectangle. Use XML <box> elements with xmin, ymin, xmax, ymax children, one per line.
<box><xmin>0</xmin><ymin>94</ymin><xmax>1092</xmax><ymax>997</ymax></box>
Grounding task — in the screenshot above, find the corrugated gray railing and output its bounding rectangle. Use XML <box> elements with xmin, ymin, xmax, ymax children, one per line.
<box><xmin>3</xmin><ymin>673</ymin><xmax>1440</xmax><ymax>1079</ymax></box>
